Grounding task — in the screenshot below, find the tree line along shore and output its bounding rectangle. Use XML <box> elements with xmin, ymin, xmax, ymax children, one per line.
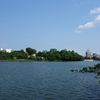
<box><xmin>0</xmin><ymin>47</ymin><xmax>83</xmax><ymax>61</ymax></box>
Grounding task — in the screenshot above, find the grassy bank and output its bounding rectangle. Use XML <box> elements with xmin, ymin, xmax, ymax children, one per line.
<box><xmin>0</xmin><ymin>59</ymin><xmax>34</xmax><ymax>62</ymax></box>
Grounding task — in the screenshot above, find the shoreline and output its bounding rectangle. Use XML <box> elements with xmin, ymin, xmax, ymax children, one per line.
<box><xmin>0</xmin><ymin>60</ymin><xmax>96</xmax><ymax>62</ymax></box>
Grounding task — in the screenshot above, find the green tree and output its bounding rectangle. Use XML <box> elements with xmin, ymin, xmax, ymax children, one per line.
<box><xmin>26</xmin><ymin>47</ymin><xmax>36</xmax><ymax>55</ymax></box>
<box><xmin>36</xmin><ymin>51</ymin><xmax>47</xmax><ymax>58</ymax></box>
<box><xmin>10</xmin><ymin>50</ymin><xmax>28</xmax><ymax>59</ymax></box>
<box><xmin>47</xmin><ymin>52</ymin><xmax>56</xmax><ymax>61</ymax></box>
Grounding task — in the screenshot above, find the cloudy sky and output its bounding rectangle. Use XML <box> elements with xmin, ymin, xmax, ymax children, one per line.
<box><xmin>0</xmin><ymin>0</ymin><xmax>100</xmax><ymax>55</ymax></box>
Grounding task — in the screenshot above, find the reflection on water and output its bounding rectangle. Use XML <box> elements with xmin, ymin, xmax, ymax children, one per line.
<box><xmin>0</xmin><ymin>61</ymin><xmax>100</xmax><ymax>100</ymax></box>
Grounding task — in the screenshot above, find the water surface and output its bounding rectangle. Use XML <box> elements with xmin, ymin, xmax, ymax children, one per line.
<box><xmin>0</xmin><ymin>61</ymin><xmax>100</xmax><ymax>100</ymax></box>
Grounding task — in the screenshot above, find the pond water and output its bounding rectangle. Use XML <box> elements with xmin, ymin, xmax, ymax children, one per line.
<box><xmin>0</xmin><ymin>61</ymin><xmax>100</xmax><ymax>100</ymax></box>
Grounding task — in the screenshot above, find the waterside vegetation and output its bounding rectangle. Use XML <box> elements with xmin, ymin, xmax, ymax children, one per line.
<box><xmin>71</xmin><ymin>63</ymin><xmax>100</xmax><ymax>83</ymax></box>
<box><xmin>0</xmin><ymin>47</ymin><xmax>83</xmax><ymax>61</ymax></box>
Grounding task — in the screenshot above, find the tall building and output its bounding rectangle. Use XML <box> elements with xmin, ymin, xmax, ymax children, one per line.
<box><xmin>93</xmin><ymin>53</ymin><xmax>97</xmax><ymax>57</ymax></box>
<box><xmin>42</xmin><ymin>50</ymin><xmax>48</xmax><ymax>53</ymax></box>
<box><xmin>86</xmin><ymin>49</ymin><xmax>93</xmax><ymax>58</ymax></box>
<box><xmin>50</xmin><ymin>48</ymin><xmax>57</xmax><ymax>52</ymax></box>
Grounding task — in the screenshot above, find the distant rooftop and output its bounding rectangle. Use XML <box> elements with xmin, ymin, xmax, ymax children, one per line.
<box><xmin>50</xmin><ymin>48</ymin><xmax>57</xmax><ymax>51</ymax></box>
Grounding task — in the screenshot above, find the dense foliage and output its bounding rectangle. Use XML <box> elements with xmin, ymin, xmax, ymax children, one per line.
<box><xmin>26</xmin><ymin>47</ymin><xmax>36</xmax><ymax>55</ymax></box>
<box><xmin>0</xmin><ymin>50</ymin><xmax>28</xmax><ymax>60</ymax></box>
<box><xmin>37</xmin><ymin>50</ymin><xmax>83</xmax><ymax>61</ymax></box>
<box><xmin>0</xmin><ymin>48</ymin><xmax>83</xmax><ymax>61</ymax></box>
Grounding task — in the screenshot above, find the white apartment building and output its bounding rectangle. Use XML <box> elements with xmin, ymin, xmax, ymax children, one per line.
<box><xmin>5</xmin><ymin>49</ymin><xmax>12</xmax><ymax>53</ymax></box>
<box><xmin>86</xmin><ymin>49</ymin><xmax>93</xmax><ymax>58</ymax></box>
<box><xmin>0</xmin><ymin>48</ymin><xmax>12</xmax><ymax>53</ymax></box>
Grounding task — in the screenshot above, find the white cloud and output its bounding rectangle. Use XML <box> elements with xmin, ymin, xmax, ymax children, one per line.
<box><xmin>75</xmin><ymin>3</ymin><xmax>83</xmax><ymax>6</ymax></box>
<box><xmin>75</xmin><ymin>30</ymin><xmax>82</xmax><ymax>33</ymax></box>
<box><xmin>77</xmin><ymin>7</ymin><xmax>100</xmax><ymax>29</ymax></box>
<box><xmin>94</xmin><ymin>15</ymin><xmax>100</xmax><ymax>23</ymax></box>
<box><xmin>78</xmin><ymin>22</ymin><xmax>94</xmax><ymax>28</ymax></box>
<box><xmin>78</xmin><ymin>15</ymin><xmax>100</xmax><ymax>28</ymax></box>
<box><xmin>90</xmin><ymin>7</ymin><xmax>100</xmax><ymax>14</ymax></box>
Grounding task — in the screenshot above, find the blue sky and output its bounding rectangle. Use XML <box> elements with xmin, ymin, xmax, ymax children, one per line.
<box><xmin>0</xmin><ymin>0</ymin><xmax>100</xmax><ymax>55</ymax></box>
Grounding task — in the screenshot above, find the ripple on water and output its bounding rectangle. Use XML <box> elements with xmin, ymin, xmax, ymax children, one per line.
<box><xmin>0</xmin><ymin>61</ymin><xmax>100</xmax><ymax>100</ymax></box>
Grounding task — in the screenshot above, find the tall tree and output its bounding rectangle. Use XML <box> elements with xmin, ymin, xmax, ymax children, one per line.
<box><xmin>26</xmin><ymin>47</ymin><xmax>36</xmax><ymax>55</ymax></box>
